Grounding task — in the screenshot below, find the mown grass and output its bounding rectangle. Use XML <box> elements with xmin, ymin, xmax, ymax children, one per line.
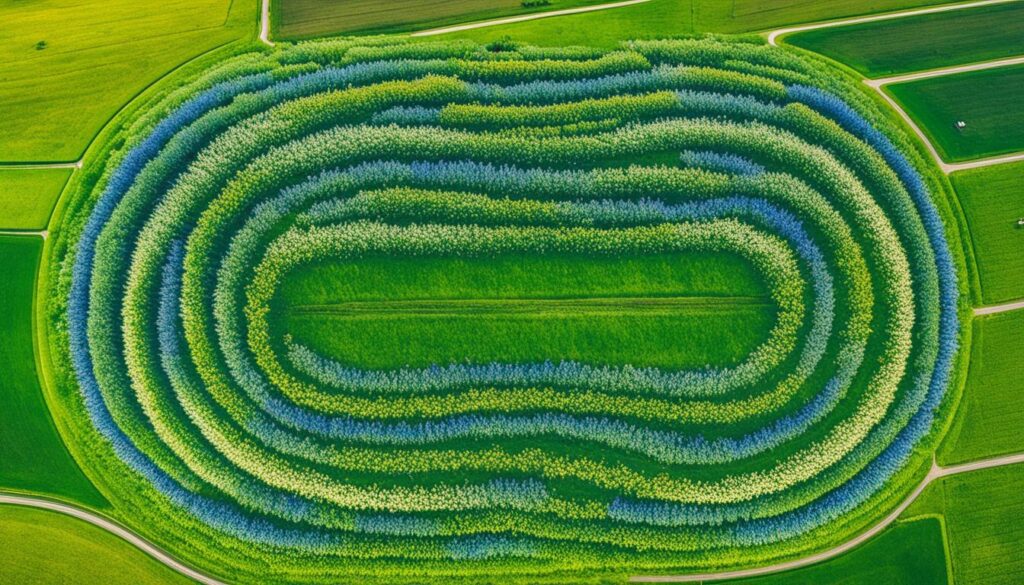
<box><xmin>0</xmin><ymin>168</ymin><xmax>72</xmax><ymax>230</ymax></box>
<box><xmin>0</xmin><ymin>236</ymin><xmax>105</xmax><ymax>507</ymax></box>
<box><xmin>439</xmin><ymin>0</ymin><xmax>961</xmax><ymax>48</ymax></box>
<box><xmin>723</xmin><ymin>517</ymin><xmax>948</xmax><ymax>585</ymax></box>
<box><xmin>784</xmin><ymin>1</ymin><xmax>1024</xmax><ymax>78</ymax></box>
<box><xmin>0</xmin><ymin>0</ymin><xmax>255</xmax><ymax>161</ymax></box>
<box><xmin>0</xmin><ymin>505</ymin><xmax>192</xmax><ymax>585</ymax></box>
<box><xmin>274</xmin><ymin>0</ymin><xmax>609</xmax><ymax>40</ymax></box>
<box><xmin>938</xmin><ymin>310</ymin><xmax>1024</xmax><ymax>466</ymax></box>
<box><xmin>950</xmin><ymin>161</ymin><xmax>1024</xmax><ymax>305</ymax></box>
<box><xmin>277</xmin><ymin>252</ymin><xmax>772</xmax><ymax>369</ymax></box>
<box><xmin>886</xmin><ymin>64</ymin><xmax>1024</xmax><ymax>162</ymax></box>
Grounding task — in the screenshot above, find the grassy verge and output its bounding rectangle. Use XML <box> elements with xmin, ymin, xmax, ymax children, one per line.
<box><xmin>0</xmin><ymin>236</ymin><xmax>105</xmax><ymax>507</ymax></box>
<box><xmin>949</xmin><ymin>161</ymin><xmax>1024</xmax><ymax>304</ymax></box>
<box><xmin>938</xmin><ymin>310</ymin><xmax>1024</xmax><ymax>465</ymax></box>
<box><xmin>0</xmin><ymin>0</ymin><xmax>255</xmax><ymax>161</ymax></box>
<box><xmin>0</xmin><ymin>168</ymin><xmax>73</xmax><ymax>230</ymax></box>
<box><xmin>886</xmin><ymin>64</ymin><xmax>1024</xmax><ymax>162</ymax></box>
<box><xmin>784</xmin><ymin>1</ymin><xmax>1024</xmax><ymax>78</ymax></box>
<box><xmin>0</xmin><ymin>505</ymin><xmax>192</xmax><ymax>585</ymax></box>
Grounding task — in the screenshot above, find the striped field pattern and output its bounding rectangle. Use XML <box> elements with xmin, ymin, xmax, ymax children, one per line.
<box><xmin>43</xmin><ymin>37</ymin><xmax>964</xmax><ymax>583</ymax></box>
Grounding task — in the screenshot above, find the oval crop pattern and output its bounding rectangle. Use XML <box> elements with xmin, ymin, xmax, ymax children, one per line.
<box><xmin>44</xmin><ymin>37</ymin><xmax>963</xmax><ymax>583</ymax></box>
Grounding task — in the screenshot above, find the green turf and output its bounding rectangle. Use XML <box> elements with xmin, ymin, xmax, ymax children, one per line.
<box><xmin>278</xmin><ymin>252</ymin><xmax>773</xmax><ymax>368</ymax></box>
<box><xmin>918</xmin><ymin>464</ymin><xmax>1024</xmax><ymax>585</ymax></box>
<box><xmin>950</xmin><ymin>161</ymin><xmax>1024</xmax><ymax>305</ymax></box>
<box><xmin>0</xmin><ymin>505</ymin><xmax>193</xmax><ymax>585</ymax></box>
<box><xmin>439</xmin><ymin>0</ymin><xmax>962</xmax><ymax>48</ymax></box>
<box><xmin>938</xmin><ymin>310</ymin><xmax>1024</xmax><ymax>466</ymax></box>
<box><xmin>886</xmin><ymin>64</ymin><xmax>1024</xmax><ymax>162</ymax></box>
<box><xmin>274</xmin><ymin>0</ymin><xmax>609</xmax><ymax>40</ymax></box>
<box><xmin>0</xmin><ymin>168</ymin><xmax>72</xmax><ymax>230</ymax></box>
<box><xmin>0</xmin><ymin>236</ymin><xmax>105</xmax><ymax>507</ymax></box>
<box><xmin>784</xmin><ymin>2</ymin><xmax>1024</xmax><ymax>77</ymax></box>
<box><xmin>723</xmin><ymin>517</ymin><xmax>948</xmax><ymax>585</ymax></box>
<box><xmin>0</xmin><ymin>0</ymin><xmax>254</xmax><ymax>161</ymax></box>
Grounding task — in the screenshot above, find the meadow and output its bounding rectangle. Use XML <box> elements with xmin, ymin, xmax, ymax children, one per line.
<box><xmin>0</xmin><ymin>506</ymin><xmax>192</xmax><ymax>585</ymax></box>
<box><xmin>0</xmin><ymin>0</ymin><xmax>254</xmax><ymax>161</ymax></box>
<box><xmin>0</xmin><ymin>236</ymin><xmax>105</xmax><ymax>507</ymax></box>
<box><xmin>949</xmin><ymin>161</ymin><xmax>1024</xmax><ymax>304</ymax></box>
<box><xmin>938</xmin><ymin>311</ymin><xmax>1024</xmax><ymax>466</ymax></box>
<box><xmin>885</xmin><ymin>64</ymin><xmax>1024</xmax><ymax>161</ymax></box>
<box><xmin>783</xmin><ymin>1</ymin><xmax>1024</xmax><ymax>77</ymax></box>
<box><xmin>0</xmin><ymin>168</ymin><xmax>72</xmax><ymax>230</ymax></box>
<box><xmin>37</xmin><ymin>34</ymin><xmax>963</xmax><ymax>583</ymax></box>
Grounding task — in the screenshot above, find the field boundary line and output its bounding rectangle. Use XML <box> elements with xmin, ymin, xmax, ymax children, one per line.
<box><xmin>866</xmin><ymin>54</ymin><xmax>1024</xmax><ymax>86</ymax></box>
<box><xmin>410</xmin><ymin>0</ymin><xmax>650</xmax><ymax>37</ymax></box>
<box><xmin>630</xmin><ymin>451</ymin><xmax>1024</xmax><ymax>582</ymax></box>
<box><xmin>0</xmin><ymin>493</ymin><xmax>226</xmax><ymax>585</ymax></box>
<box><xmin>765</xmin><ymin>0</ymin><xmax>1018</xmax><ymax>46</ymax></box>
<box><xmin>974</xmin><ymin>299</ymin><xmax>1024</xmax><ymax>315</ymax></box>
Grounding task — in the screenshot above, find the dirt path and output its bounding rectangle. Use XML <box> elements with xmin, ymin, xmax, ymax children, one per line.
<box><xmin>974</xmin><ymin>299</ymin><xmax>1024</xmax><ymax>315</ymax></box>
<box><xmin>259</xmin><ymin>0</ymin><xmax>274</xmax><ymax>46</ymax></box>
<box><xmin>0</xmin><ymin>230</ymin><xmax>47</xmax><ymax>239</ymax></box>
<box><xmin>0</xmin><ymin>161</ymin><xmax>82</xmax><ymax>169</ymax></box>
<box><xmin>410</xmin><ymin>0</ymin><xmax>651</xmax><ymax>37</ymax></box>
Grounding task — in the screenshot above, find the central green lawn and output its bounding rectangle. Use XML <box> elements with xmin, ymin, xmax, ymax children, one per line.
<box><xmin>0</xmin><ymin>236</ymin><xmax>105</xmax><ymax>507</ymax></box>
<box><xmin>0</xmin><ymin>505</ymin><xmax>193</xmax><ymax>585</ymax></box>
<box><xmin>0</xmin><ymin>168</ymin><xmax>72</xmax><ymax>231</ymax></box>
<box><xmin>278</xmin><ymin>252</ymin><xmax>773</xmax><ymax>369</ymax></box>
<box><xmin>950</xmin><ymin>161</ymin><xmax>1024</xmax><ymax>305</ymax></box>
<box><xmin>274</xmin><ymin>0</ymin><xmax>610</xmax><ymax>40</ymax></box>
<box><xmin>0</xmin><ymin>0</ymin><xmax>255</xmax><ymax>161</ymax></box>
<box><xmin>784</xmin><ymin>1</ymin><xmax>1024</xmax><ymax>77</ymax></box>
<box><xmin>723</xmin><ymin>517</ymin><xmax>948</xmax><ymax>585</ymax></box>
<box><xmin>886</xmin><ymin>64</ymin><xmax>1024</xmax><ymax>162</ymax></box>
<box><xmin>441</xmin><ymin>0</ymin><xmax>962</xmax><ymax>48</ymax></box>
<box><xmin>939</xmin><ymin>310</ymin><xmax>1024</xmax><ymax>466</ymax></box>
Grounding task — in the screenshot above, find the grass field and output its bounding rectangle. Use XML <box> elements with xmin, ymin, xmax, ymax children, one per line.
<box><xmin>0</xmin><ymin>0</ymin><xmax>255</xmax><ymax>161</ymax></box>
<box><xmin>784</xmin><ymin>1</ymin><xmax>1024</xmax><ymax>77</ymax></box>
<box><xmin>949</xmin><ymin>161</ymin><xmax>1024</xmax><ymax>304</ymax></box>
<box><xmin>938</xmin><ymin>310</ymin><xmax>1024</xmax><ymax>465</ymax></box>
<box><xmin>886</xmin><ymin>64</ymin><xmax>1024</xmax><ymax>162</ymax></box>
<box><xmin>0</xmin><ymin>505</ymin><xmax>192</xmax><ymax>585</ymax></box>
<box><xmin>0</xmin><ymin>169</ymin><xmax>72</xmax><ymax>230</ymax></box>
<box><xmin>0</xmin><ymin>236</ymin><xmax>105</xmax><ymax>507</ymax></box>
<box><xmin>274</xmin><ymin>0</ymin><xmax>608</xmax><ymax>39</ymax></box>
<box><xmin>441</xmin><ymin>0</ymin><xmax>961</xmax><ymax>48</ymax></box>
<box><xmin>279</xmin><ymin>253</ymin><xmax>772</xmax><ymax>368</ymax></box>
<box><xmin>724</xmin><ymin>517</ymin><xmax>948</xmax><ymax>585</ymax></box>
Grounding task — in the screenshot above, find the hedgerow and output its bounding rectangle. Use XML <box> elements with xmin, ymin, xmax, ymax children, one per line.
<box><xmin>43</xmin><ymin>35</ymin><xmax>962</xmax><ymax>584</ymax></box>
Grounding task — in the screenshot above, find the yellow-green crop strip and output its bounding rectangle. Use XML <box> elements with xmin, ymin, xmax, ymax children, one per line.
<box><xmin>42</xmin><ymin>36</ymin><xmax>964</xmax><ymax>583</ymax></box>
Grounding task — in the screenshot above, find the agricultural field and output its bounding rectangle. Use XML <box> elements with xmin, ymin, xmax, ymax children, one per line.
<box><xmin>0</xmin><ymin>168</ymin><xmax>72</xmax><ymax>230</ymax></box>
<box><xmin>0</xmin><ymin>506</ymin><xmax>192</xmax><ymax>585</ymax></box>
<box><xmin>885</xmin><ymin>64</ymin><xmax>1024</xmax><ymax>162</ymax></box>
<box><xmin>273</xmin><ymin>0</ymin><xmax>610</xmax><ymax>39</ymax></box>
<box><xmin>784</xmin><ymin>1</ymin><xmax>1024</xmax><ymax>77</ymax></box>
<box><xmin>939</xmin><ymin>311</ymin><xmax>1024</xmax><ymax>465</ymax></box>
<box><xmin>3</xmin><ymin>0</ymin><xmax>1023</xmax><ymax>583</ymax></box>
<box><xmin>949</xmin><ymin>161</ymin><xmax>1024</xmax><ymax>304</ymax></box>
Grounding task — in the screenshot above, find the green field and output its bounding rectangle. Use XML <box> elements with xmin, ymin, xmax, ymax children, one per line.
<box><xmin>784</xmin><ymin>1</ymin><xmax>1024</xmax><ymax>77</ymax></box>
<box><xmin>0</xmin><ymin>236</ymin><xmax>105</xmax><ymax>506</ymax></box>
<box><xmin>0</xmin><ymin>168</ymin><xmax>72</xmax><ymax>230</ymax></box>
<box><xmin>0</xmin><ymin>505</ymin><xmax>192</xmax><ymax>585</ymax></box>
<box><xmin>939</xmin><ymin>310</ymin><xmax>1024</xmax><ymax>465</ymax></box>
<box><xmin>886</xmin><ymin>64</ymin><xmax>1024</xmax><ymax>162</ymax></box>
<box><xmin>724</xmin><ymin>517</ymin><xmax>948</xmax><ymax>585</ymax></box>
<box><xmin>280</xmin><ymin>253</ymin><xmax>772</xmax><ymax>368</ymax></box>
<box><xmin>273</xmin><ymin>0</ymin><xmax>609</xmax><ymax>39</ymax></box>
<box><xmin>0</xmin><ymin>0</ymin><xmax>254</xmax><ymax>161</ymax></box>
<box><xmin>907</xmin><ymin>464</ymin><xmax>1024</xmax><ymax>585</ymax></box>
<box><xmin>950</xmin><ymin>161</ymin><xmax>1024</xmax><ymax>304</ymax></box>
<box><xmin>442</xmin><ymin>0</ymin><xmax>961</xmax><ymax>48</ymax></box>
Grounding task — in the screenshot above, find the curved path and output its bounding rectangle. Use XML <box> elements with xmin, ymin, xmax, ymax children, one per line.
<box><xmin>410</xmin><ymin>0</ymin><xmax>650</xmax><ymax>37</ymax></box>
<box><xmin>631</xmin><ymin>452</ymin><xmax>1024</xmax><ymax>582</ymax></box>
<box><xmin>259</xmin><ymin>0</ymin><xmax>274</xmax><ymax>46</ymax></box>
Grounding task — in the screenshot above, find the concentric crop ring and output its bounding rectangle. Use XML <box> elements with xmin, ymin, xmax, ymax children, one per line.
<box><xmin>45</xmin><ymin>37</ymin><xmax>962</xmax><ymax>582</ymax></box>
